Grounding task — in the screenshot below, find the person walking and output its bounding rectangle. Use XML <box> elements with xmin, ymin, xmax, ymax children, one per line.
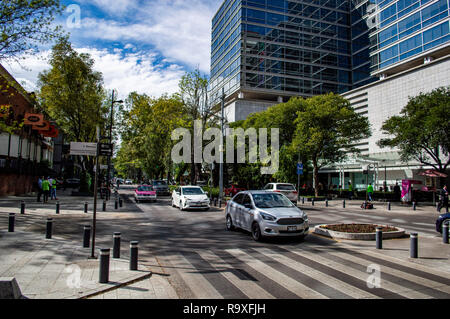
<box><xmin>437</xmin><ymin>185</ymin><xmax>449</xmax><ymax>213</ymax></box>
<box><xmin>50</xmin><ymin>177</ymin><xmax>58</xmax><ymax>200</ymax></box>
<box><xmin>393</xmin><ymin>183</ymin><xmax>401</xmax><ymax>202</ymax></box>
<box><xmin>348</xmin><ymin>181</ymin><xmax>353</xmax><ymax>200</ymax></box>
<box><xmin>367</xmin><ymin>183</ymin><xmax>374</xmax><ymax>202</ymax></box>
<box><xmin>37</xmin><ymin>176</ymin><xmax>43</xmax><ymax>202</ymax></box>
<box><xmin>42</xmin><ymin>177</ymin><xmax>51</xmax><ymax>204</ymax></box>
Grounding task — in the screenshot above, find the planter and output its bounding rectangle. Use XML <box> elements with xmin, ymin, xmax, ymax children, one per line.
<box><xmin>314</xmin><ymin>223</ymin><xmax>405</xmax><ymax>241</ymax></box>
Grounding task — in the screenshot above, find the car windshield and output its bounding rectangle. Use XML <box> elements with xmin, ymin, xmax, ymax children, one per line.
<box><xmin>138</xmin><ymin>186</ymin><xmax>153</xmax><ymax>191</ymax></box>
<box><xmin>277</xmin><ymin>184</ymin><xmax>296</xmax><ymax>191</ymax></box>
<box><xmin>182</xmin><ymin>188</ymin><xmax>204</xmax><ymax>195</ymax></box>
<box><xmin>252</xmin><ymin>193</ymin><xmax>294</xmax><ymax>208</ymax></box>
<box><xmin>153</xmin><ymin>181</ymin><xmax>167</xmax><ymax>186</ymax></box>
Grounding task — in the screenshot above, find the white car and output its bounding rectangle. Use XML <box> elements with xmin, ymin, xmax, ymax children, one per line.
<box><xmin>264</xmin><ymin>183</ymin><xmax>298</xmax><ymax>204</ymax></box>
<box><xmin>172</xmin><ymin>186</ymin><xmax>210</xmax><ymax>211</ymax></box>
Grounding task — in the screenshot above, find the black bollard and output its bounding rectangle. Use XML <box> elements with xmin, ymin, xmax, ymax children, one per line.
<box><xmin>443</xmin><ymin>222</ymin><xmax>449</xmax><ymax>244</ymax></box>
<box><xmin>115</xmin><ymin>200</ymin><xmax>118</xmax><ymax>210</ymax></box>
<box><xmin>311</xmin><ymin>198</ymin><xmax>315</xmax><ymax>206</ymax></box>
<box><xmin>56</xmin><ymin>201</ymin><xmax>60</xmax><ymax>215</ymax></box>
<box><xmin>413</xmin><ymin>202</ymin><xmax>417</xmax><ymax>211</ymax></box>
<box><xmin>214</xmin><ymin>198</ymin><xmax>218</xmax><ymax>207</ymax></box>
<box><xmin>388</xmin><ymin>202</ymin><xmax>391</xmax><ymax>211</ymax></box>
<box><xmin>8</xmin><ymin>213</ymin><xmax>15</xmax><ymax>233</ymax></box>
<box><xmin>113</xmin><ymin>233</ymin><xmax>121</xmax><ymax>259</ymax></box>
<box><xmin>102</xmin><ymin>201</ymin><xmax>107</xmax><ymax>212</ymax></box>
<box><xmin>119</xmin><ymin>198</ymin><xmax>123</xmax><ymax>208</ymax></box>
<box><xmin>343</xmin><ymin>200</ymin><xmax>346</xmax><ymax>209</ymax></box>
<box><xmin>46</xmin><ymin>218</ymin><xmax>53</xmax><ymax>239</ymax></box>
<box><xmin>302</xmin><ymin>197</ymin><xmax>305</xmax><ymax>205</ymax></box>
<box><xmin>325</xmin><ymin>199</ymin><xmax>329</xmax><ymax>207</ymax></box>
<box><xmin>99</xmin><ymin>248</ymin><xmax>110</xmax><ymax>283</ymax></box>
<box><xmin>376</xmin><ymin>227</ymin><xmax>383</xmax><ymax>250</ymax></box>
<box><xmin>410</xmin><ymin>233</ymin><xmax>418</xmax><ymax>258</ymax></box>
<box><xmin>84</xmin><ymin>202</ymin><xmax>88</xmax><ymax>214</ymax></box>
<box><xmin>130</xmin><ymin>241</ymin><xmax>139</xmax><ymax>271</ymax></box>
<box><xmin>21</xmin><ymin>201</ymin><xmax>25</xmax><ymax>215</ymax></box>
<box><xmin>219</xmin><ymin>198</ymin><xmax>222</xmax><ymax>208</ymax></box>
<box><xmin>83</xmin><ymin>226</ymin><xmax>91</xmax><ymax>248</ymax></box>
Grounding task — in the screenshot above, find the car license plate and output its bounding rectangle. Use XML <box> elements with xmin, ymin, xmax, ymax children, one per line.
<box><xmin>287</xmin><ymin>226</ymin><xmax>297</xmax><ymax>232</ymax></box>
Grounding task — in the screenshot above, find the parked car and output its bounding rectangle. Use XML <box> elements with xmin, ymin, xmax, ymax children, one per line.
<box><xmin>224</xmin><ymin>184</ymin><xmax>246</xmax><ymax>197</ymax></box>
<box><xmin>135</xmin><ymin>185</ymin><xmax>157</xmax><ymax>203</ymax></box>
<box><xmin>264</xmin><ymin>183</ymin><xmax>298</xmax><ymax>204</ymax></box>
<box><xmin>152</xmin><ymin>180</ymin><xmax>170</xmax><ymax>196</ymax></box>
<box><xmin>436</xmin><ymin>212</ymin><xmax>450</xmax><ymax>234</ymax></box>
<box><xmin>125</xmin><ymin>179</ymin><xmax>133</xmax><ymax>185</ymax></box>
<box><xmin>172</xmin><ymin>186</ymin><xmax>210</xmax><ymax>211</ymax></box>
<box><xmin>225</xmin><ymin>191</ymin><xmax>309</xmax><ymax>241</ymax></box>
<box><xmin>65</xmin><ymin>178</ymin><xmax>80</xmax><ymax>188</ymax></box>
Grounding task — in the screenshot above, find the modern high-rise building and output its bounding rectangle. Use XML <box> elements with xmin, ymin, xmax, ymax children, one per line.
<box><xmin>210</xmin><ymin>0</ymin><xmax>450</xmax><ymax>191</ymax></box>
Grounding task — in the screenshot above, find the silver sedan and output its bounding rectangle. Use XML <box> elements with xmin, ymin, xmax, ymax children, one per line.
<box><xmin>225</xmin><ymin>191</ymin><xmax>309</xmax><ymax>241</ymax></box>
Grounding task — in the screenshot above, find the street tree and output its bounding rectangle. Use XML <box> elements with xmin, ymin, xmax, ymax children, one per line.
<box><xmin>292</xmin><ymin>94</ymin><xmax>371</xmax><ymax>197</ymax></box>
<box><xmin>378</xmin><ymin>86</ymin><xmax>450</xmax><ymax>173</ymax></box>
<box><xmin>0</xmin><ymin>0</ymin><xmax>64</xmax><ymax>61</ymax></box>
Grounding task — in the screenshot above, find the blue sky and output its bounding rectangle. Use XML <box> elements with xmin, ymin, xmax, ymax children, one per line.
<box><xmin>4</xmin><ymin>0</ymin><xmax>223</xmax><ymax>99</ymax></box>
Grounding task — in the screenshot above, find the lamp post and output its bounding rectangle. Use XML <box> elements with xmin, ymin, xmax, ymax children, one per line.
<box><xmin>219</xmin><ymin>88</ymin><xmax>225</xmax><ymax>202</ymax></box>
<box><xmin>107</xmin><ymin>90</ymin><xmax>123</xmax><ymax>199</ymax></box>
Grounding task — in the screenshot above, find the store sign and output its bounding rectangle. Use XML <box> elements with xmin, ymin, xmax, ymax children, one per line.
<box><xmin>40</xmin><ymin>125</ymin><xmax>59</xmax><ymax>138</ymax></box>
<box><xmin>32</xmin><ymin>120</ymin><xmax>50</xmax><ymax>131</ymax></box>
<box><xmin>70</xmin><ymin>142</ymin><xmax>98</xmax><ymax>156</ymax></box>
<box><xmin>24</xmin><ymin>113</ymin><xmax>44</xmax><ymax>125</ymax></box>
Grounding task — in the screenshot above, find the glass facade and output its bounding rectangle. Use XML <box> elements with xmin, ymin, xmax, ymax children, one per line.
<box><xmin>210</xmin><ymin>0</ymin><xmax>450</xmax><ymax>103</ymax></box>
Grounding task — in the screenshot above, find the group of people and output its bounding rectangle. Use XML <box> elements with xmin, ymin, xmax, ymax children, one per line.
<box><xmin>37</xmin><ymin>176</ymin><xmax>58</xmax><ymax>203</ymax></box>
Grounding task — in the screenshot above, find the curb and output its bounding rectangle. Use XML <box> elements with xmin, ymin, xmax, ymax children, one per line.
<box><xmin>314</xmin><ymin>224</ymin><xmax>406</xmax><ymax>240</ymax></box>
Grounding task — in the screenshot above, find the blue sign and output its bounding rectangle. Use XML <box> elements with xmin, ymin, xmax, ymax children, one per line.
<box><xmin>297</xmin><ymin>163</ymin><xmax>304</xmax><ymax>175</ymax></box>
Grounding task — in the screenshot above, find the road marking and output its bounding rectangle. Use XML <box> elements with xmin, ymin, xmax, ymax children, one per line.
<box><xmin>225</xmin><ymin>248</ymin><xmax>328</xmax><ymax>299</ymax></box>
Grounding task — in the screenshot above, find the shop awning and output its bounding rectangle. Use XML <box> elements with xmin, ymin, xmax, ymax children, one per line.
<box><xmin>418</xmin><ymin>170</ymin><xmax>448</xmax><ymax>178</ymax></box>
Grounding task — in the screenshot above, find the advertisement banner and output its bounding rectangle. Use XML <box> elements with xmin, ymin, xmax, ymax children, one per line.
<box><xmin>24</xmin><ymin>113</ymin><xmax>44</xmax><ymax>126</ymax></box>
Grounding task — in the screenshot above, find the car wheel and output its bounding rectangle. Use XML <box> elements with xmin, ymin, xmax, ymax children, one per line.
<box><xmin>226</xmin><ymin>215</ymin><xmax>235</xmax><ymax>231</ymax></box>
<box><xmin>252</xmin><ymin>222</ymin><xmax>263</xmax><ymax>241</ymax></box>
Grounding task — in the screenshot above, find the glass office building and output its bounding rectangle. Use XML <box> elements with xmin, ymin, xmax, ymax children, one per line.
<box><xmin>210</xmin><ymin>0</ymin><xmax>450</xmax><ymax>118</ymax></box>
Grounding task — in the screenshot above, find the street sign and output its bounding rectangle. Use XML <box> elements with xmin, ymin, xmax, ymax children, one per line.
<box><xmin>99</xmin><ymin>143</ymin><xmax>113</xmax><ymax>156</ymax></box>
<box><xmin>297</xmin><ymin>163</ymin><xmax>304</xmax><ymax>175</ymax></box>
<box><xmin>70</xmin><ymin>142</ymin><xmax>97</xmax><ymax>156</ymax></box>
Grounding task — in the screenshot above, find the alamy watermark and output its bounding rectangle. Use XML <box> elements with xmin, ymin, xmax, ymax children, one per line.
<box><xmin>366</xmin><ymin>264</ymin><xmax>381</xmax><ymax>289</ymax></box>
<box><xmin>171</xmin><ymin>120</ymin><xmax>280</xmax><ymax>175</ymax></box>
<box><xmin>66</xmin><ymin>4</ymin><xmax>81</xmax><ymax>29</ymax></box>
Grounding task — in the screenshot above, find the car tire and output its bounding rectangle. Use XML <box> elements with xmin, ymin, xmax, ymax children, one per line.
<box><xmin>252</xmin><ymin>222</ymin><xmax>263</xmax><ymax>242</ymax></box>
<box><xmin>226</xmin><ymin>215</ymin><xmax>235</xmax><ymax>231</ymax></box>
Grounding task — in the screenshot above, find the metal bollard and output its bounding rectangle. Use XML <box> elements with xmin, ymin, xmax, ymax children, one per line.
<box><xmin>376</xmin><ymin>227</ymin><xmax>383</xmax><ymax>250</ymax></box>
<box><xmin>410</xmin><ymin>233</ymin><xmax>418</xmax><ymax>258</ymax></box>
<box><xmin>325</xmin><ymin>199</ymin><xmax>329</xmax><ymax>207</ymax></box>
<box><xmin>219</xmin><ymin>199</ymin><xmax>222</xmax><ymax>208</ymax></box>
<box><xmin>99</xmin><ymin>248</ymin><xmax>110</xmax><ymax>283</ymax></box>
<box><xmin>8</xmin><ymin>213</ymin><xmax>15</xmax><ymax>233</ymax></box>
<box><xmin>113</xmin><ymin>233</ymin><xmax>121</xmax><ymax>259</ymax></box>
<box><xmin>130</xmin><ymin>241</ymin><xmax>139</xmax><ymax>271</ymax></box>
<box><xmin>46</xmin><ymin>218</ymin><xmax>53</xmax><ymax>239</ymax></box>
<box><xmin>214</xmin><ymin>198</ymin><xmax>218</xmax><ymax>207</ymax></box>
<box><xmin>311</xmin><ymin>198</ymin><xmax>315</xmax><ymax>206</ymax></box>
<box><xmin>119</xmin><ymin>198</ymin><xmax>123</xmax><ymax>208</ymax></box>
<box><xmin>443</xmin><ymin>222</ymin><xmax>449</xmax><ymax>244</ymax></box>
<box><xmin>56</xmin><ymin>201</ymin><xmax>60</xmax><ymax>215</ymax></box>
<box><xmin>115</xmin><ymin>200</ymin><xmax>118</xmax><ymax>210</ymax></box>
<box><xmin>343</xmin><ymin>200</ymin><xmax>346</xmax><ymax>209</ymax></box>
<box><xmin>84</xmin><ymin>202</ymin><xmax>88</xmax><ymax>214</ymax></box>
<box><xmin>103</xmin><ymin>201</ymin><xmax>106</xmax><ymax>212</ymax></box>
<box><xmin>302</xmin><ymin>197</ymin><xmax>305</xmax><ymax>205</ymax></box>
<box><xmin>413</xmin><ymin>202</ymin><xmax>417</xmax><ymax>211</ymax></box>
<box><xmin>83</xmin><ymin>226</ymin><xmax>91</xmax><ymax>248</ymax></box>
<box><xmin>21</xmin><ymin>201</ymin><xmax>25</xmax><ymax>215</ymax></box>
<box><xmin>388</xmin><ymin>202</ymin><xmax>391</xmax><ymax>211</ymax></box>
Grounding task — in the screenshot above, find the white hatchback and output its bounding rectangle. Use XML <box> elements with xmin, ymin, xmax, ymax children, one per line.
<box><xmin>172</xmin><ymin>186</ymin><xmax>210</xmax><ymax>211</ymax></box>
<box><xmin>264</xmin><ymin>183</ymin><xmax>298</xmax><ymax>204</ymax></box>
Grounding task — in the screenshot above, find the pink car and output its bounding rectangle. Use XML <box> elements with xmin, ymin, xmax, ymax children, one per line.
<box><xmin>134</xmin><ymin>185</ymin><xmax>157</xmax><ymax>203</ymax></box>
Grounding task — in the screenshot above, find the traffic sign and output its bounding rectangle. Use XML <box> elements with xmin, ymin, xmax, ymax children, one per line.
<box><xmin>70</xmin><ymin>142</ymin><xmax>97</xmax><ymax>156</ymax></box>
<box><xmin>297</xmin><ymin>163</ymin><xmax>304</xmax><ymax>175</ymax></box>
<box><xmin>99</xmin><ymin>143</ymin><xmax>113</xmax><ymax>156</ymax></box>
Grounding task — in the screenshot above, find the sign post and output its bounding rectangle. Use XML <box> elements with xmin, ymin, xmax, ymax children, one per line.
<box><xmin>91</xmin><ymin>128</ymin><xmax>101</xmax><ymax>259</ymax></box>
<box><xmin>297</xmin><ymin>162</ymin><xmax>303</xmax><ymax>202</ymax></box>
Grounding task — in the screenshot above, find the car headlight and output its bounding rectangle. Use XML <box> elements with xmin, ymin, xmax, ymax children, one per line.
<box><xmin>260</xmin><ymin>212</ymin><xmax>276</xmax><ymax>221</ymax></box>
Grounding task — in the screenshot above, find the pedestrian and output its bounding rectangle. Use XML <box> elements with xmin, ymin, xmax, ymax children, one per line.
<box><xmin>367</xmin><ymin>183</ymin><xmax>374</xmax><ymax>202</ymax></box>
<box><xmin>348</xmin><ymin>181</ymin><xmax>353</xmax><ymax>200</ymax></box>
<box><xmin>50</xmin><ymin>177</ymin><xmax>58</xmax><ymax>200</ymax></box>
<box><xmin>37</xmin><ymin>176</ymin><xmax>43</xmax><ymax>202</ymax></box>
<box><xmin>393</xmin><ymin>182</ymin><xmax>401</xmax><ymax>202</ymax></box>
<box><xmin>437</xmin><ymin>185</ymin><xmax>449</xmax><ymax>213</ymax></box>
<box><xmin>42</xmin><ymin>177</ymin><xmax>51</xmax><ymax>204</ymax></box>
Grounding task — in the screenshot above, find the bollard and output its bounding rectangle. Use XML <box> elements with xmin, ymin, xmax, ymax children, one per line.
<box><xmin>56</xmin><ymin>201</ymin><xmax>60</xmax><ymax>215</ymax></box>
<box><xmin>102</xmin><ymin>201</ymin><xmax>106</xmax><ymax>212</ymax></box>
<box><xmin>410</xmin><ymin>233</ymin><xmax>418</xmax><ymax>258</ymax></box>
<box><xmin>99</xmin><ymin>248</ymin><xmax>110</xmax><ymax>283</ymax></box>
<box><xmin>115</xmin><ymin>200</ymin><xmax>118</xmax><ymax>210</ymax></box>
<box><xmin>119</xmin><ymin>198</ymin><xmax>123</xmax><ymax>208</ymax></box>
<box><xmin>214</xmin><ymin>198</ymin><xmax>218</xmax><ymax>207</ymax></box>
<box><xmin>311</xmin><ymin>198</ymin><xmax>315</xmax><ymax>206</ymax></box>
<box><xmin>20</xmin><ymin>201</ymin><xmax>25</xmax><ymax>215</ymax></box>
<box><xmin>325</xmin><ymin>199</ymin><xmax>329</xmax><ymax>207</ymax></box>
<box><xmin>84</xmin><ymin>202</ymin><xmax>88</xmax><ymax>214</ymax></box>
<box><xmin>376</xmin><ymin>227</ymin><xmax>383</xmax><ymax>250</ymax></box>
<box><xmin>8</xmin><ymin>213</ymin><xmax>15</xmax><ymax>233</ymax></box>
<box><xmin>388</xmin><ymin>202</ymin><xmax>391</xmax><ymax>211</ymax></box>
<box><xmin>83</xmin><ymin>226</ymin><xmax>91</xmax><ymax>248</ymax></box>
<box><xmin>343</xmin><ymin>200</ymin><xmax>346</xmax><ymax>209</ymax></box>
<box><xmin>130</xmin><ymin>241</ymin><xmax>139</xmax><ymax>271</ymax></box>
<box><xmin>219</xmin><ymin>198</ymin><xmax>222</xmax><ymax>208</ymax></box>
<box><xmin>113</xmin><ymin>233</ymin><xmax>121</xmax><ymax>259</ymax></box>
<box><xmin>302</xmin><ymin>197</ymin><xmax>305</xmax><ymax>205</ymax></box>
<box><xmin>413</xmin><ymin>202</ymin><xmax>417</xmax><ymax>211</ymax></box>
<box><xmin>46</xmin><ymin>218</ymin><xmax>53</xmax><ymax>239</ymax></box>
<box><xmin>443</xmin><ymin>222</ymin><xmax>449</xmax><ymax>244</ymax></box>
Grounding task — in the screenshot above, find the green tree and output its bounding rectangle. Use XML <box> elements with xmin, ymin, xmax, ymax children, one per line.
<box><xmin>292</xmin><ymin>94</ymin><xmax>371</xmax><ymax>197</ymax></box>
<box><xmin>378</xmin><ymin>86</ymin><xmax>450</xmax><ymax>173</ymax></box>
<box><xmin>0</xmin><ymin>0</ymin><xmax>64</xmax><ymax>60</ymax></box>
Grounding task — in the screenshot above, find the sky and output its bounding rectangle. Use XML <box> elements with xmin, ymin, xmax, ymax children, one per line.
<box><xmin>3</xmin><ymin>0</ymin><xmax>223</xmax><ymax>99</ymax></box>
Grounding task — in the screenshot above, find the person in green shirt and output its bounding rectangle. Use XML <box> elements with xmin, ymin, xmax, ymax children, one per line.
<box><xmin>348</xmin><ymin>181</ymin><xmax>353</xmax><ymax>200</ymax></box>
<box><xmin>50</xmin><ymin>178</ymin><xmax>58</xmax><ymax>200</ymax></box>
<box><xmin>42</xmin><ymin>177</ymin><xmax>51</xmax><ymax>203</ymax></box>
<box><xmin>367</xmin><ymin>183</ymin><xmax>374</xmax><ymax>202</ymax></box>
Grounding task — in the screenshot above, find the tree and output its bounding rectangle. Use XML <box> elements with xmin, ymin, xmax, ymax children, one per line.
<box><xmin>292</xmin><ymin>94</ymin><xmax>371</xmax><ymax>197</ymax></box>
<box><xmin>378</xmin><ymin>86</ymin><xmax>450</xmax><ymax>173</ymax></box>
<box><xmin>0</xmin><ymin>0</ymin><xmax>64</xmax><ymax>60</ymax></box>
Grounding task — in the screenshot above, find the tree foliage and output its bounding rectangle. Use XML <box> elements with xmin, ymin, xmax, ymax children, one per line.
<box><xmin>0</xmin><ymin>0</ymin><xmax>64</xmax><ymax>60</ymax></box>
<box><xmin>378</xmin><ymin>86</ymin><xmax>450</xmax><ymax>172</ymax></box>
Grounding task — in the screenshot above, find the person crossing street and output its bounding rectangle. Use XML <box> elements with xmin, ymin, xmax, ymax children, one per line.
<box><xmin>42</xmin><ymin>177</ymin><xmax>51</xmax><ymax>204</ymax></box>
<box><xmin>50</xmin><ymin>177</ymin><xmax>58</xmax><ymax>200</ymax></box>
<box><xmin>367</xmin><ymin>183</ymin><xmax>374</xmax><ymax>202</ymax></box>
<box><xmin>437</xmin><ymin>185</ymin><xmax>449</xmax><ymax>213</ymax></box>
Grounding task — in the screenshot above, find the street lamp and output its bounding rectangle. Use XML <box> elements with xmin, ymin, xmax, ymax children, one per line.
<box><xmin>107</xmin><ymin>89</ymin><xmax>123</xmax><ymax>199</ymax></box>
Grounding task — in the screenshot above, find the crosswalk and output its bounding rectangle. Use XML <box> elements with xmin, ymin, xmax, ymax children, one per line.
<box><xmin>160</xmin><ymin>244</ymin><xmax>450</xmax><ymax>299</ymax></box>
